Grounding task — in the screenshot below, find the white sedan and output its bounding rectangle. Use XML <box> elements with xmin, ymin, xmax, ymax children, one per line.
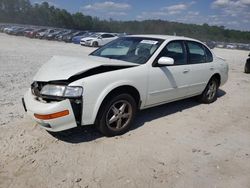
<box><xmin>80</xmin><ymin>32</ymin><xmax>118</xmax><ymax>47</ymax></box>
<box><xmin>23</xmin><ymin>35</ymin><xmax>228</xmax><ymax>136</ymax></box>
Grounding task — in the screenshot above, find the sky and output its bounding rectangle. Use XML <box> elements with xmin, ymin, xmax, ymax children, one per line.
<box><xmin>30</xmin><ymin>0</ymin><xmax>250</xmax><ymax>31</ymax></box>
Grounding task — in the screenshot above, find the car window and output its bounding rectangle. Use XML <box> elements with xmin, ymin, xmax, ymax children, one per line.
<box><xmin>102</xmin><ymin>34</ymin><xmax>114</xmax><ymax>38</ymax></box>
<box><xmin>156</xmin><ymin>41</ymin><xmax>187</xmax><ymax>65</ymax></box>
<box><xmin>90</xmin><ymin>37</ymin><xmax>163</xmax><ymax>64</ymax></box>
<box><xmin>100</xmin><ymin>40</ymin><xmax>133</xmax><ymax>56</ymax></box>
<box><xmin>204</xmin><ymin>46</ymin><xmax>213</xmax><ymax>62</ymax></box>
<box><xmin>187</xmin><ymin>41</ymin><xmax>206</xmax><ymax>64</ymax></box>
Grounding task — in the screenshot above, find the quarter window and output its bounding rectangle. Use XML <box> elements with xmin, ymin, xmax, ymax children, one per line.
<box><xmin>204</xmin><ymin>46</ymin><xmax>213</xmax><ymax>62</ymax></box>
<box><xmin>187</xmin><ymin>41</ymin><xmax>206</xmax><ymax>64</ymax></box>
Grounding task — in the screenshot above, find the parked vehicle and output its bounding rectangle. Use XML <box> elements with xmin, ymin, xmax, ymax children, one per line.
<box><xmin>45</xmin><ymin>30</ymin><xmax>67</xmax><ymax>40</ymax></box>
<box><xmin>55</xmin><ymin>30</ymin><xmax>75</xmax><ymax>41</ymax></box>
<box><xmin>36</xmin><ymin>29</ymin><xmax>57</xmax><ymax>39</ymax></box>
<box><xmin>245</xmin><ymin>53</ymin><xmax>250</xmax><ymax>73</ymax></box>
<box><xmin>72</xmin><ymin>32</ymin><xmax>93</xmax><ymax>44</ymax></box>
<box><xmin>9</xmin><ymin>27</ymin><xmax>33</xmax><ymax>36</ymax></box>
<box><xmin>18</xmin><ymin>28</ymin><xmax>34</xmax><ymax>36</ymax></box>
<box><xmin>26</xmin><ymin>28</ymin><xmax>47</xmax><ymax>38</ymax></box>
<box><xmin>205</xmin><ymin>41</ymin><xmax>216</xmax><ymax>49</ymax></box>
<box><xmin>0</xmin><ymin>24</ymin><xmax>9</xmax><ymax>32</ymax></box>
<box><xmin>80</xmin><ymin>32</ymin><xmax>118</xmax><ymax>47</ymax></box>
<box><xmin>22</xmin><ymin>35</ymin><xmax>228</xmax><ymax>136</ymax></box>
<box><xmin>3</xmin><ymin>26</ymin><xmax>18</xmax><ymax>34</ymax></box>
<box><xmin>6</xmin><ymin>26</ymin><xmax>23</xmax><ymax>34</ymax></box>
<box><xmin>62</xmin><ymin>31</ymin><xmax>87</xmax><ymax>43</ymax></box>
<box><xmin>226</xmin><ymin>44</ymin><xmax>237</xmax><ymax>49</ymax></box>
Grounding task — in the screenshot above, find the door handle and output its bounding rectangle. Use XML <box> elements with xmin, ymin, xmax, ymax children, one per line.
<box><xmin>183</xmin><ymin>69</ymin><xmax>190</xmax><ymax>73</ymax></box>
<box><xmin>210</xmin><ymin>66</ymin><xmax>215</xmax><ymax>70</ymax></box>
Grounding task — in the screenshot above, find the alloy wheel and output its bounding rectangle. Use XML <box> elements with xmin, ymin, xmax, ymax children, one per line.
<box><xmin>206</xmin><ymin>80</ymin><xmax>217</xmax><ymax>100</ymax></box>
<box><xmin>105</xmin><ymin>100</ymin><xmax>132</xmax><ymax>131</ymax></box>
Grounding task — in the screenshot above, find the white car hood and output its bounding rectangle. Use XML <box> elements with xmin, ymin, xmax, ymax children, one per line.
<box><xmin>33</xmin><ymin>55</ymin><xmax>137</xmax><ymax>82</ymax></box>
<box><xmin>81</xmin><ymin>37</ymin><xmax>96</xmax><ymax>41</ymax></box>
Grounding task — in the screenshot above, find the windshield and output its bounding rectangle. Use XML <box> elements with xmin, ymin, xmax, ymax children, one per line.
<box><xmin>90</xmin><ymin>37</ymin><xmax>163</xmax><ymax>64</ymax></box>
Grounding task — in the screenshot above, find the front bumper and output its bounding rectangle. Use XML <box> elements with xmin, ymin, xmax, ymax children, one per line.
<box><xmin>80</xmin><ymin>41</ymin><xmax>91</xmax><ymax>46</ymax></box>
<box><xmin>80</xmin><ymin>41</ymin><xmax>86</xmax><ymax>46</ymax></box>
<box><xmin>23</xmin><ymin>89</ymin><xmax>78</xmax><ymax>132</ymax></box>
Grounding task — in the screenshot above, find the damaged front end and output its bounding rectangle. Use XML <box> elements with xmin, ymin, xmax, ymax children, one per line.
<box><xmin>30</xmin><ymin>81</ymin><xmax>83</xmax><ymax>126</ymax></box>
<box><xmin>23</xmin><ymin>55</ymin><xmax>138</xmax><ymax>131</ymax></box>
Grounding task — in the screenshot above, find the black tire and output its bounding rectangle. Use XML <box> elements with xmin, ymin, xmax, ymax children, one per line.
<box><xmin>244</xmin><ymin>60</ymin><xmax>250</xmax><ymax>73</ymax></box>
<box><xmin>198</xmin><ymin>78</ymin><xmax>219</xmax><ymax>104</ymax></box>
<box><xmin>92</xmin><ymin>41</ymin><xmax>98</xmax><ymax>47</ymax></box>
<box><xmin>95</xmin><ymin>93</ymin><xmax>137</xmax><ymax>137</ymax></box>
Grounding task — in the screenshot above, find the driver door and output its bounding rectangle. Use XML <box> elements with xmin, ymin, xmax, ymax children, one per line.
<box><xmin>146</xmin><ymin>40</ymin><xmax>192</xmax><ymax>106</ymax></box>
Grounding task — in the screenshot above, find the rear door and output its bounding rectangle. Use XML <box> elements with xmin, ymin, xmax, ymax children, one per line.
<box><xmin>184</xmin><ymin>41</ymin><xmax>214</xmax><ymax>95</ymax></box>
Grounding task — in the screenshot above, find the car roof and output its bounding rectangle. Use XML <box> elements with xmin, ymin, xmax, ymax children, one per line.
<box><xmin>128</xmin><ymin>34</ymin><xmax>200</xmax><ymax>42</ymax></box>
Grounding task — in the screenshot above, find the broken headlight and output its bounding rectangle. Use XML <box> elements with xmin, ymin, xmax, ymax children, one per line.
<box><xmin>40</xmin><ymin>85</ymin><xmax>83</xmax><ymax>98</ymax></box>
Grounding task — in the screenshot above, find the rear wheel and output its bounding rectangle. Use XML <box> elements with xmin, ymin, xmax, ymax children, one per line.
<box><xmin>95</xmin><ymin>94</ymin><xmax>137</xmax><ymax>136</ymax></box>
<box><xmin>198</xmin><ymin>78</ymin><xmax>219</xmax><ymax>104</ymax></box>
<box><xmin>244</xmin><ymin>60</ymin><xmax>250</xmax><ymax>73</ymax></box>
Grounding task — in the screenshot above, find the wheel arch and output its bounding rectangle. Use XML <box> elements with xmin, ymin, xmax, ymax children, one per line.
<box><xmin>210</xmin><ymin>73</ymin><xmax>221</xmax><ymax>86</ymax></box>
<box><xmin>93</xmin><ymin>85</ymin><xmax>141</xmax><ymax>123</ymax></box>
<box><xmin>92</xmin><ymin>40</ymin><xmax>99</xmax><ymax>47</ymax></box>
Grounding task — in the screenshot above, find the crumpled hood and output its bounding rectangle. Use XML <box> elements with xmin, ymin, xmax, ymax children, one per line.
<box><xmin>33</xmin><ymin>55</ymin><xmax>137</xmax><ymax>82</ymax></box>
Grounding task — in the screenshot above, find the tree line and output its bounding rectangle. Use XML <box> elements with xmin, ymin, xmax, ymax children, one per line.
<box><xmin>1</xmin><ymin>0</ymin><xmax>250</xmax><ymax>43</ymax></box>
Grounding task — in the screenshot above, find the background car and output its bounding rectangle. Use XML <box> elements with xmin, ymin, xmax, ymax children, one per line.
<box><xmin>55</xmin><ymin>30</ymin><xmax>74</xmax><ymax>41</ymax></box>
<box><xmin>36</xmin><ymin>29</ymin><xmax>56</xmax><ymax>39</ymax></box>
<box><xmin>205</xmin><ymin>41</ymin><xmax>216</xmax><ymax>49</ymax></box>
<box><xmin>45</xmin><ymin>30</ymin><xmax>67</xmax><ymax>40</ymax></box>
<box><xmin>62</xmin><ymin>31</ymin><xmax>87</xmax><ymax>43</ymax></box>
<box><xmin>21</xmin><ymin>28</ymin><xmax>35</xmax><ymax>36</ymax></box>
<box><xmin>26</xmin><ymin>28</ymin><xmax>47</xmax><ymax>38</ymax></box>
<box><xmin>72</xmin><ymin>32</ymin><xmax>92</xmax><ymax>44</ymax></box>
<box><xmin>9</xmin><ymin>27</ymin><xmax>33</xmax><ymax>36</ymax></box>
<box><xmin>3</xmin><ymin>26</ymin><xmax>19</xmax><ymax>34</ymax></box>
<box><xmin>80</xmin><ymin>32</ymin><xmax>118</xmax><ymax>47</ymax></box>
<box><xmin>7</xmin><ymin>27</ymin><xmax>23</xmax><ymax>35</ymax></box>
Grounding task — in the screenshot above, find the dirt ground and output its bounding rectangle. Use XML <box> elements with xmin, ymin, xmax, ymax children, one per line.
<box><xmin>0</xmin><ymin>33</ymin><xmax>250</xmax><ymax>188</ymax></box>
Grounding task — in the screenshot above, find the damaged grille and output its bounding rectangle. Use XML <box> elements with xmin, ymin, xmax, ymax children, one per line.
<box><xmin>31</xmin><ymin>81</ymin><xmax>46</xmax><ymax>97</ymax></box>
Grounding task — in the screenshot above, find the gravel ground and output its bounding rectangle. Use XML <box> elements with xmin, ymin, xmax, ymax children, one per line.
<box><xmin>0</xmin><ymin>33</ymin><xmax>250</xmax><ymax>188</ymax></box>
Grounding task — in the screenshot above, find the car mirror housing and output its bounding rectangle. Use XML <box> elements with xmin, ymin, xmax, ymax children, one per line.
<box><xmin>157</xmin><ymin>57</ymin><xmax>174</xmax><ymax>66</ymax></box>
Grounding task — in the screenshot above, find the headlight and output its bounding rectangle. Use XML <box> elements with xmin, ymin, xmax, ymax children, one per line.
<box><xmin>86</xmin><ymin>39</ymin><xmax>93</xmax><ymax>41</ymax></box>
<box><xmin>40</xmin><ymin>85</ymin><xmax>83</xmax><ymax>98</ymax></box>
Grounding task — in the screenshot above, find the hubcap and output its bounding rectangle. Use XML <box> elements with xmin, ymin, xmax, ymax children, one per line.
<box><xmin>206</xmin><ymin>80</ymin><xmax>217</xmax><ymax>100</ymax></box>
<box><xmin>106</xmin><ymin>100</ymin><xmax>132</xmax><ymax>131</ymax></box>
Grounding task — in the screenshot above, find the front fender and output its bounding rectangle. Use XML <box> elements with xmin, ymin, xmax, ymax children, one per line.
<box><xmin>70</xmin><ymin>65</ymin><xmax>148</xmax><ymax>125</ymax></box>
<box><xmin>92</xmin><ymin>80</ymin><xmax>141</xmax><ymax>123</ymax></box>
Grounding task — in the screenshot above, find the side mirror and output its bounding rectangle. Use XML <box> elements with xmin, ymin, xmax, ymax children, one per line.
<box><xmin>158</xmin><ymin>57</ymin><xmax>174</xmax><ymax>66</ymax></box>
<box><xmin>98</xmin><ymin>36</ymin><xmax>102</xmax><ymax>39</ymax></box>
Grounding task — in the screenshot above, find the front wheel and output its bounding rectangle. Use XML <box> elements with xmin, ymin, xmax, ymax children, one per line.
<box><xmin>95</xmin><ymin>94</ymin><xmax>137</xmax><ymax>136</ymax></box>
<box><xmin>92</xmin><ymin>41</ymin><xmax>98</xmax><ymax>47</ymax></box>
<box><xmin>198</xmin><ymin>78</ymin><xmax>219</xmax><ymax>104</ymax></box>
